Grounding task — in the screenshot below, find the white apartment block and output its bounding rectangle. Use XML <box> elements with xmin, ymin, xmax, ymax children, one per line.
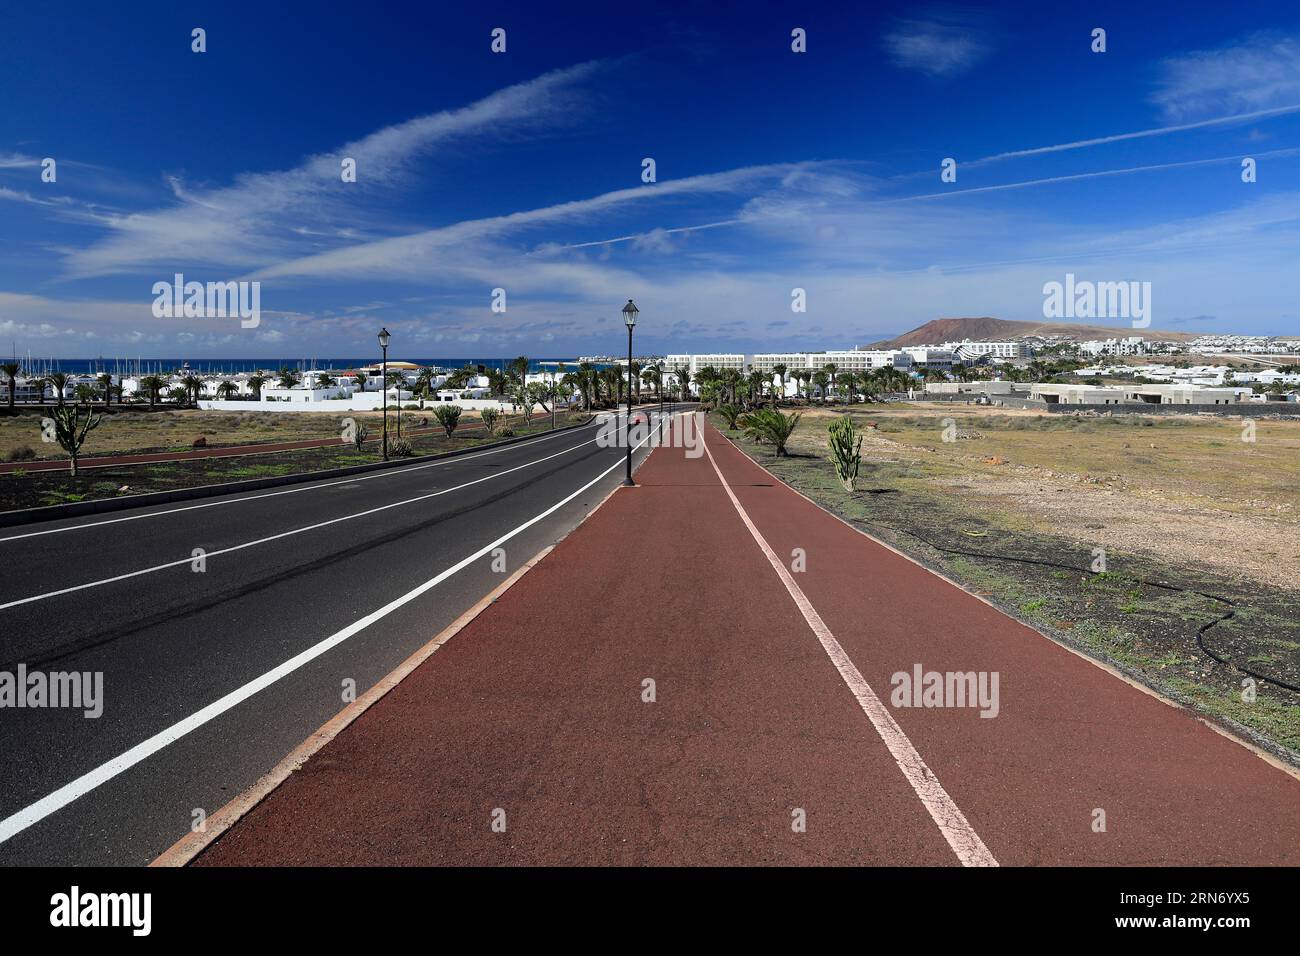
<box><xmin>941</xmin><ymin>340</ymin><xmax>1030</xmax><ymax>360</ymax></box>
<box><xmin>670</xmin><ymin>349</ymin><xmax>917</xmax><ymax>378</ymax></box>
<box><xmin>664</xmin><ymin>354</ymin><xmax>746</xmax><ymax>374</ymax></box>
<box><xmin>815</xmin><ymin>349</ymin><xmax>913</xmax><ymax>371</ymax></box>
<box><xmin>749</xmin><ymin>353</ymin><xmax>811</xmax><ymax>374</ymax></box>
<box><xmin>900</xmin><ymin>347</ymin><xmax>955</xmax><ymax>369</ymax></box>
<box><xmin>1079</xmin><ymin>337</ymin><xmax>1147</xmax><ymax>357</ymax></box>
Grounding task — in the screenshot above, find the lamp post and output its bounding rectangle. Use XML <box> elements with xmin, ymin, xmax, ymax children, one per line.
<box><xmin>378</xmin><ymin>327</ymin><xmax>390</xmax><ymax>460</ymax></box>
<box><xmin>621</xmin><ymin>299</ymin><xmax>638</xmax><ymax>486</ymax></box>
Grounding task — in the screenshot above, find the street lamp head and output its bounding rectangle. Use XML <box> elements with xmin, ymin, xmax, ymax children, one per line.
<box><xmin>622</xmin><ymin>299</ymin><xmax>639</xmax><ymax>329</ymax></box>
<box><xmin>377</xmin><ymin>327</ymin><xmax>390</xmax><ymax>349</ymax></box>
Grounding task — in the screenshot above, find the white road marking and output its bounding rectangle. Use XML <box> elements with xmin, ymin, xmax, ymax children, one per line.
<box><xmin>0</xmin><ymin>417</ymin><xmax>597</xmax><ymax>544</ymax></box>
<box><xmin>697</xmin><ymin>413</ymin><xmax>998</xmax><ymax>867</ymax></box>
<box><xmin>0</xmin><ymin>419</ymin><xmax>626</xmax><ymax>611</ymax></box>
<box><xmin>0</xmin><ymin>410</ymin><xmax>676</xmax><ymax>845</ymax></box>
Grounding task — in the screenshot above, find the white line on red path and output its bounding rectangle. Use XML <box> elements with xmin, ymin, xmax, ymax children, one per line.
<box><xmin>697</xmin><ymin>413</ymin><xmax>998</xmax><ymax>867</ymax></box>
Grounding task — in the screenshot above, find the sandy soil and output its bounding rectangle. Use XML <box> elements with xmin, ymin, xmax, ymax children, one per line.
<box><xmin>788</xmin><ymin>403</ymin><xmax>1300</xmax><ymax>593</ymax></box>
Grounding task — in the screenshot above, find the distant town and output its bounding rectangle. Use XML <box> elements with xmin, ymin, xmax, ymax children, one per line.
<box><xmin>6</xmin><ymin>324</ymin><xmax>1300</xmax><ymax>413</ymax></box>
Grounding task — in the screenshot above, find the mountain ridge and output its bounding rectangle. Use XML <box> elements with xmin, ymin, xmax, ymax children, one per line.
<box><xmin>865</xmin><ymin>317</ymin><xmax>1199</xmax><ymax>349</ymax></box>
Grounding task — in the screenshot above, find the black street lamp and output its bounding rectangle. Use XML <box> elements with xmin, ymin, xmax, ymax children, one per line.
<box><xmin>378</xmin><ymin>326</ymin><xmax>390</xmax><ymax>460</ymax></box>
<box><xmin>621</xmin><ymin>299</ymin><xmax>638</xmax><ymax>486</ymax></box>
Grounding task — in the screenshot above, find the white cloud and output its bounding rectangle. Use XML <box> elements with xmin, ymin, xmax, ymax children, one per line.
<box><xmin>1153</xmin><ymin>32</ymin><xmax>1300</xmax><ymax>121</ymax></box>
<box><xmin>883</xmin><ymin>13</ymin><xmax>992</xmax><ymax>77</ymax></box>
<box><xmin>60</xmin><ymin>62</ymin><xmax>604</xmax><ymax>279</ymax></box>
<box><xmin>248</xmin><ymin>163</ymin><xmax>813</xmax><ymax>281</ymax></box>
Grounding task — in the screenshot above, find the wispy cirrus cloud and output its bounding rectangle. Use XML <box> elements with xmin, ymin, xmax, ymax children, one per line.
<box><xmin>1152</xmin><ymin>32</ymin><xmax>1300</xmax><ymax>121</ymax></box>
<box><xmin>883</xmin><ymin>11</ymin><xmax>993</xmax><ymax>77</ymax></box>
<box><xmin>249</xmin><ymin>162</ymin><xmax>816</xmax><ymax>281</ymax></box>
<box><xmin>59</xmin><ymin>62</ymin><xmax>605</xmax><ymax>279</ymax></box>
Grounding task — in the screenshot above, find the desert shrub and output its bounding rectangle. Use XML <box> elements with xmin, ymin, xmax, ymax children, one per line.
<box><xmin>389</xmin><ymin>437</ymin><xmax>415</xmax><ymax>457</ymax></box>
<box><xmin>433</xmin><ymin>404</ymin><xmax>462</xmax><ymax>437</ymax></box>
<box><xmin>351</xmin><ymin>421</ymin><xmax>369</xmax><ymax>452</ymax></box>
<box><xmin>6</xmin><ymin>445</ymin><xmax>37</xmax><ymax>462</ymax></box>
<box><xmin>827</xmin><ymin>416</ymin><xmax>863</xmax><ymax>491</ymax></box>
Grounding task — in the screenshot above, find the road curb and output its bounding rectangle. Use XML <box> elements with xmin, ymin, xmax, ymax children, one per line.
<box><xmin>712</xmin><ymin>417</ymin><xmax>1300</xmax><ymax>783</ymax></box>
<box><xmin>150</xmin><ymin>436</ymin><xmax>639</xmax><ymax>867</ymax></box>
<box><xmin>0</xmin><ymin>416</ymin><xmax>595</xmax><ymax>530</ymax></box>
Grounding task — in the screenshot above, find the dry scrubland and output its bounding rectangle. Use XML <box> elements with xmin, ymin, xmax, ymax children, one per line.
<box><xmin>797</xmin><ymin>402</ymin><xmax>1300</xmax><ymax>592</ymax></box>
<box><xmin>0</xmin><ymin>407</ymin><xmax>498</xmax><ymax>461</ymax></box>
<box><xmin>721</xmin><ymin>401</ymin><xmax>1300</xmax><ymax>757</ymax></box>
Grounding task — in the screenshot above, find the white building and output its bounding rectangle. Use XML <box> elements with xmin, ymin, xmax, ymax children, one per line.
<box><xmin>1079</xmin><ymin>337</ymin><xmax>1147</xmax><ymax>357</ymax></box>
<box><xmin>900</xmin><ymin>347</ymin><xmax>955</xmax><ymax>369</ymax></box>
<box><xmin>1029</xmin><ymin>383</ymin><xmax>1127</xmax><ymax>405</ymax></box>
<box><xmin>940</xmin><ymin>340</ymin><xmax>1030</xmax><ymax>360</ymax></box>
<box><xmin>664</xmin><ymin>354</ymin><xmax>746</xmax><ymax>375</ymax></box>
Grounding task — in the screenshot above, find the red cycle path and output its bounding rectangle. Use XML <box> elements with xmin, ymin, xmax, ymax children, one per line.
<box><xmin>191</xmin><ymin>415</ymin><xmax>1300</xmax><ymax>866</ymax></box>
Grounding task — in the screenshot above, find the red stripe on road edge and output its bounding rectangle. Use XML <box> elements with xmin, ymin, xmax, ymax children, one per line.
<box><xmin>696</xmin><ymin>413</ymin><xmax>998</xmax><ymax>867</ymax></box>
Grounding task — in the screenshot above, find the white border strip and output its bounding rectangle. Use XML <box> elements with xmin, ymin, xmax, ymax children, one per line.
<box><xmin>0</xmin><ymin>411</ymin><xmax>674</xmax><ymax>845</ymax></box>
<box><xmin>697</xmin><ymin>414</ymin><xmax>997</xmax><ymax>867</ymax></box>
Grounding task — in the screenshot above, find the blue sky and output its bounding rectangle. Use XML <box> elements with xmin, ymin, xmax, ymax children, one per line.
<box><xmin>2</xmin><ymin>0</ymin><xmax>1299</xmax><ymax>359</ymax></box>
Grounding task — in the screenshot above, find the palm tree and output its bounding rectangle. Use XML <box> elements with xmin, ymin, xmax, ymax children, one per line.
<box><xmin>138</xmin><ymin>375</ymin><xmax>166</xmax><ymax>409</ymax></box>
<box><xmin>97</xmin><ymin>373</ymin><xmax>114</xmax><ymax>408</ymax></box>
<box><xmin>180</xmin><ymin>373</ymin><xmax>204</xmax><ymax>404</ymax></box>
<box><xmin>247</xmin><ymin>373</ymin><xmax>268</xmax><ymax>400</ymax></box>
<box><xmin>641</xmin><ymin>363</ymin><xmax>663</xmax><ymax>408</ymax></box>
<box><xmin>673</xmin><ymin>364</ymin><xmax>692</xmax><ymax>401</ymax></box>
<box><xmin>315</xmin><ymin>372</ymin><xmax>337</xmax><ymax>389</ymax></box>
<box><xmin>738</xmin><ymin>409</ymin><xmax>802</xmax><ymax>456</ymax></box>
<box><xmin>858</xmin><ymin>370</ymin><xmax>882</xmax><ymax>403</ymax></box>
<box><xmin>1</xmin><ymin>363</ymin><xmax>19</xmax><ymax>409</ymax></box>
<box><xmin>836</xmin><ymin>372</ymin><xmax>856</xmax><ymax>403</ymax></box>
<box><xmin>576</xmin><ymin>361</ymin><xmax>595</xmax><ymax>410</ymax></box>
<box><xmin>507</xmin><ymin>356</ymin><xmax>530</xmax><ymax>394</ymax></box>
<box><xmin>771</xmin><ymin>363</ymin><xmax>788</xmax><ymax>406</ymax></box>
<box><xmin>722</xmin><ymin>368</ymin><xmax>743</xmax><ymax>405</ymax></box>
<box><xmin>73</xmin><ymin>382</ymin><xmax>97</xmax><ymax>404</ymax></box>
<box><xmin>413</xmin><ymin>367</ymin><xmax>435</xmax><ymax>399</ymax></box>
<box><xmin>792</xmin><ymin>369</ymin><xmax>812</xmax><ymax>402</ymax></box>
<box><xmin>215</xmin><ymin>380</ymin><xmax>239</xmax><ymax>400</ymax></box>
<box><xmin>277</xmin><ymin>367</ymin><xmax>299</xmax><ymax>389</ymax></box>
<box><xmin>46</xmin><ymin>372</ymin><xmax>69</xmax><ymax>405</ymax></box>
<box><xmin>812</xmin><ymin>371</ymin><xmax>830</xmax><ymax>404</ymax></box>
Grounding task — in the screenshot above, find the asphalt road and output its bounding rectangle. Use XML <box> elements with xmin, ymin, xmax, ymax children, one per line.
<box><xmin>0</xmin><ymin>404</ymin><xmax>684</xmax><ymax>865</ymax></box>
